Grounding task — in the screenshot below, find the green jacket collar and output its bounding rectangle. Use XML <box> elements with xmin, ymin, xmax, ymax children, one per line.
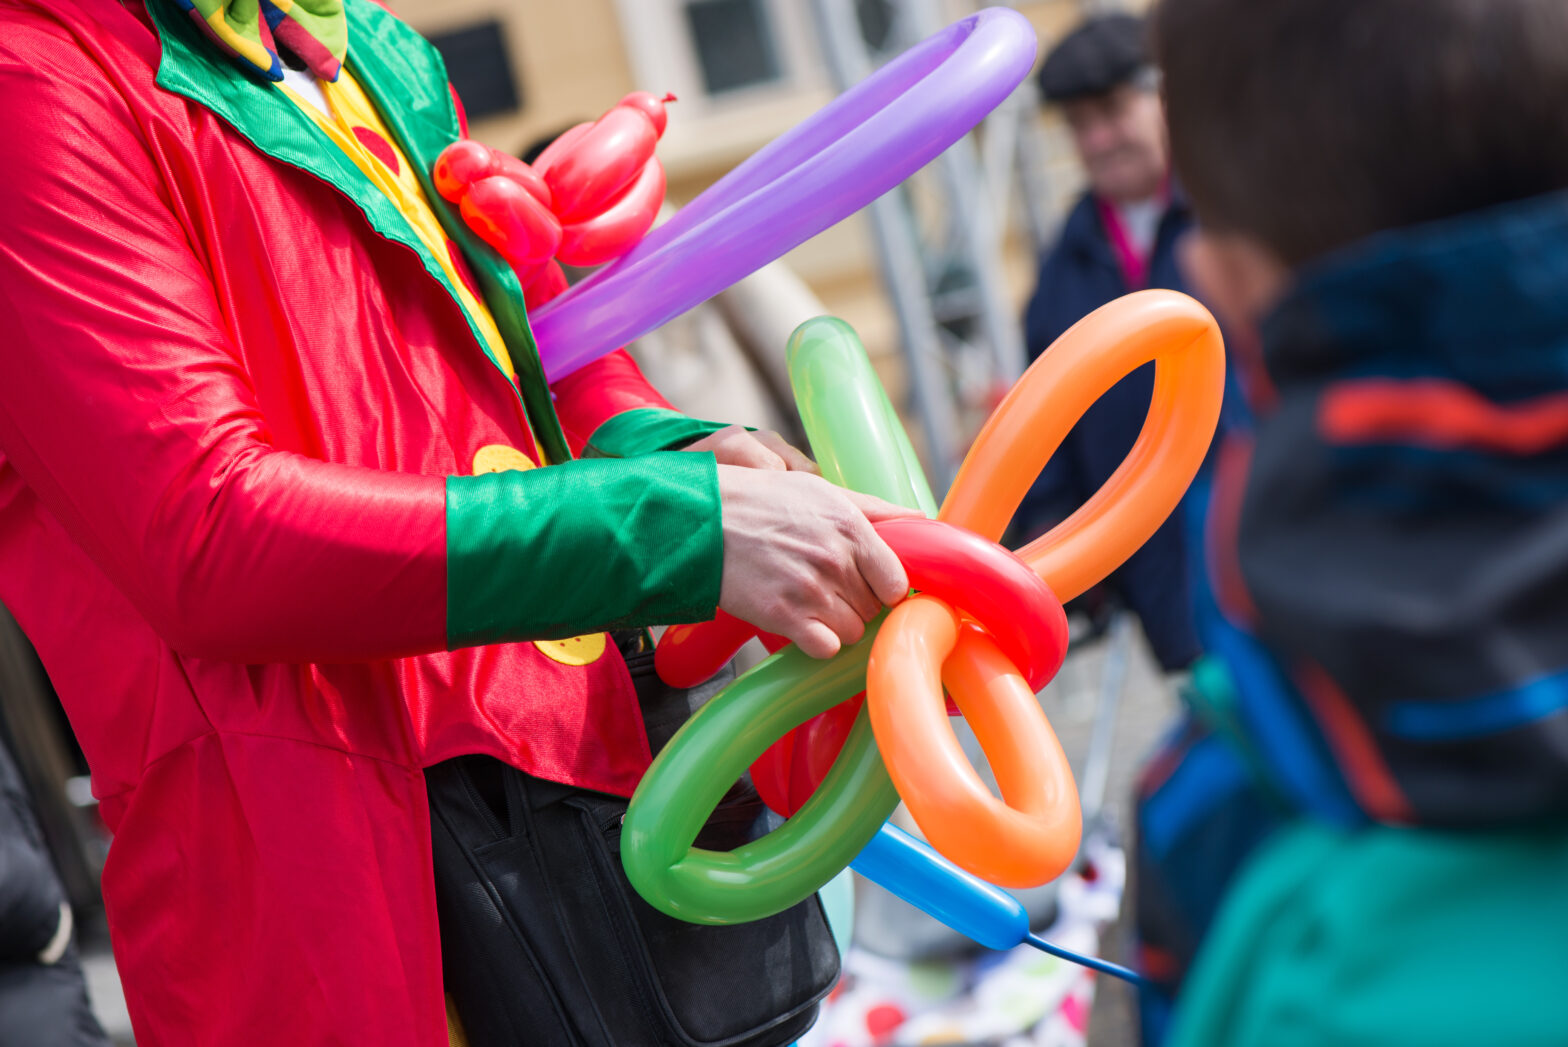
<box><xmin>146</xmin><ymin>0</ymin><xmax>571</xmax><ymax>463</ymax></box>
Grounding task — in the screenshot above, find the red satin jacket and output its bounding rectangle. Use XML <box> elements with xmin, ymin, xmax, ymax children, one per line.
<box><xmin>0</xmin><ymin>0</ymin><xmax>727</xmax><ymax>1042</ymax></box>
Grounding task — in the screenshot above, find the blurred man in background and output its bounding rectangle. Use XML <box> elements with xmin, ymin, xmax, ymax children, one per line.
<box><xmin>1014</xmin><ymin>12</ymin><xmax>1200</xmax><ymax>672</ymax></box>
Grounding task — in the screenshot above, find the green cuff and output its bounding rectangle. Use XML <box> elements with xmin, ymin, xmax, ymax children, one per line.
<box><xmin>446</xmin><ymin>453</ymin><xmax>723</xmax><ymax>646</ymax></box>
<box><xmin>584</xmin><ymin>407</ymin><xmax>733</xmax><ymax>459</ymax></box>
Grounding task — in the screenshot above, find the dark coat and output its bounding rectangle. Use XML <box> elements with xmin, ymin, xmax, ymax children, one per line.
<box><xmin>0</xmin><ymin>737</ymin><xmax>109</xmax><ymax>1047</ymax></box>
<box><xmin>1016</xmin><ymin>191</ymin><xmax>1200</xmax><ymax>670</ymax></box>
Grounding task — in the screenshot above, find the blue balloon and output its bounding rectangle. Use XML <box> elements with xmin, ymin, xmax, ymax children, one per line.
<box><xmin>850</xmin><ymin>823</ymin><xmax>1027</xmax><ymax>950</ymax></box>
<box><xmin>850</xmin><ymin>824</ymin><xmax>1149</xmax><ymax>987</ymax></box>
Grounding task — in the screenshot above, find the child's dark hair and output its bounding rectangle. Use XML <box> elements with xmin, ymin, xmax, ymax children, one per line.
<box><xmin>1154</xmin><ymin>0</ymin><xmax>1568</xmax><ymax>265</ymax></box>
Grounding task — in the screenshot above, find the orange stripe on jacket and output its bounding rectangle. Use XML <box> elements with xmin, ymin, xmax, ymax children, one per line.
<box><xmin>1320</xmin><ymin>379</ymin><xmax>1568</xmax><ymax>455</ymax></box>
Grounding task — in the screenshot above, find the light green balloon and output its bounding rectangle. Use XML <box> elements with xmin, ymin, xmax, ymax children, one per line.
<box><xmin>788</xmin><ymin>316</ymin><xmax>938</xmax><ymax>517</ymax></box>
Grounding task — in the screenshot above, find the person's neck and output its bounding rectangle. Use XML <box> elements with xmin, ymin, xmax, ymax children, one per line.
<box><xmin>1098</xmin><ymin>171</ymin><xmax>1171</xmax><ymax>212</ymax></box>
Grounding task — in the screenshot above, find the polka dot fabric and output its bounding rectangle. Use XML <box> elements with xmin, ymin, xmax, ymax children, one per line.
<box><xmin>276</xmin><ymin>68</ymin><xmax>531</xmax><ymax>437</ymax></box>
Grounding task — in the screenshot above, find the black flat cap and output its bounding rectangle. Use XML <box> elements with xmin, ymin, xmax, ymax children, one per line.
<box><xmin>1036</xmin><ymin>12</ymin><xmax>1149</xmax><ymax>103</ymax></box>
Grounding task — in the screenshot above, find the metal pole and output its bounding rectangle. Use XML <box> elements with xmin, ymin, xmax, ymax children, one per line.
<box><xmin>980</xmin><ymin>94</ymin><xmax>1021</xmax><ymax>234</ymax></box>
<box><xmin>808</xmin><ymin>0</ymin><xmax>963</xmax><ymax>490</ymax></box>
<box><xmin>908</xmin><ymin>0</ymin><xmax>1027</xmax><ymax>384</ymax></box>
<box><xmin>1010</xmin><ymin>79</ymin><xmax>1063</xmax><ymax>257</ymax></box>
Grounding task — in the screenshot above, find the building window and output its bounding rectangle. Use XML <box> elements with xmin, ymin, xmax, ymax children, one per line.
<box><xmin>684</xmin><ymin>0</ymin><xmax>783</xmax><ymax>95</ymax></box>
<box><xmin>425</xmin><ymin>20</ymin><xmax>521</xmax><ymax>120</ymax></box>
<box><xmin>613</xmin><ymin>0</ymin><xmax>823</xmax><ymax>119</ymax></box>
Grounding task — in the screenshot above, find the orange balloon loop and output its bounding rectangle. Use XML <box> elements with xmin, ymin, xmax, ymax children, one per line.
<box><xmin>868</xmin><ymin>290</ymin><xmax>1225</xmax><ymax>884</ymax></box>
<box><xmin>939</xmin><ymin>289</ymin><xmax>1227</xmax><ymax>602</ymax></box>
<box><xmin>867</xmin><ymin>594</ymin><xmax>1080</xmax><ymax>887</ymax></box>
<box><xmin>862</xmin><ymin>519</ymin><xmax>1075</xmax><ymax>887</ymax></box>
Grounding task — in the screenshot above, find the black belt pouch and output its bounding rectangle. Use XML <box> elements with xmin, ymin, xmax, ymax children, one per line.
<box><xmin>427</xmin><ymin>633</ymin><xmax>839</xmax><ymax>1047</ymax></box>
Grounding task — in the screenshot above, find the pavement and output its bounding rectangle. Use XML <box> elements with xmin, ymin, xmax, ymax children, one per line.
<box><xmin>81</xmin><ymin>943</ymin><xmax>133</xmax><ymax>1046</ymax></box>
<box><xmin>1055</xmin><ymin>625</ymin><xmax>1176</xmax><ymax>1047</ymax></box>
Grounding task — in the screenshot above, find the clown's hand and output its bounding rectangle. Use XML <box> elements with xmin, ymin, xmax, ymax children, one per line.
<box><xmin>713</xmin><ymin>465</ymin><xmax>919</xmax><ymax>660</ymax></box>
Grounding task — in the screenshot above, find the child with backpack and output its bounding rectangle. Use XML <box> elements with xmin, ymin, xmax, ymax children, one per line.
<box><xmin>1134</xmin><ymin>1</ymin><xmax>1568</xmax><ymax>1043</ymax></box>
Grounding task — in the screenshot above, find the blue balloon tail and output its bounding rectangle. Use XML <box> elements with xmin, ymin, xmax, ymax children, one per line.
<box><xmin>1025</xmin><ymin>933</ymin><xmax>1151</xmax><ymax>989</ymax></box>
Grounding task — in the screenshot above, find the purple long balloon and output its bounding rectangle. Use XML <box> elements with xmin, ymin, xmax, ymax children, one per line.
<box><xmin>532</xmin><ymin>7</ymin><xmax>1038</xmax><ymax>381</ymax></box>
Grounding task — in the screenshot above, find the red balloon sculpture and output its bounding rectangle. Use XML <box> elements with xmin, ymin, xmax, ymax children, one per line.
<box><xmin>433</xmin><ymin>91</ymin><xmax>674</xmax><ymax>305</ymax></box>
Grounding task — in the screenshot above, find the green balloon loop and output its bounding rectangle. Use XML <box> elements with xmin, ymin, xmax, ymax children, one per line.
<box><xmin>621</xmin><ymin>628</ymin><xmax>900</xmax><ymax>923</ymax></box>
<box><xmin>621</xmin><ymin>316</ymin><xmax>933</xmax><ymax>923</ymax></box>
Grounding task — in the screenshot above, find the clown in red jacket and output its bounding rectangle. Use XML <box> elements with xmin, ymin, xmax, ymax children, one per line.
<box><xmin>0</xmin><ymin>0</ymin><xmax>912</xmax><ymax>1042</ymax></box>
